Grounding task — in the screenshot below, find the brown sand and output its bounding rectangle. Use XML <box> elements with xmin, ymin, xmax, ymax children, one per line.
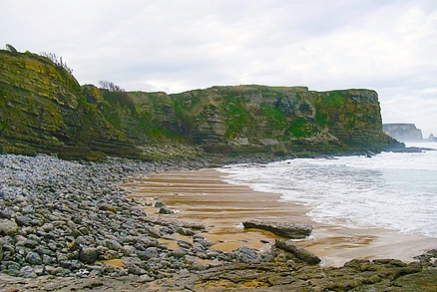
<box><xmin>124</xmin><ymin>168</ymin><xmax>437</xmax><ymax>267</ymax></box>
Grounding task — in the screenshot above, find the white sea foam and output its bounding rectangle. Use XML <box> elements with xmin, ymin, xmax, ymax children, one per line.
<box><xmin>218</xmin><ymin>142</ymin><xmax>437</xmax><ymax>238</ymax></box>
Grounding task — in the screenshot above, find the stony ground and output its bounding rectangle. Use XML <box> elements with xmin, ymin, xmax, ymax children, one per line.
<box><xmin>1</xmin><ymin>154</ymin><xmax>436</xmax><ymax>291</ymax></box>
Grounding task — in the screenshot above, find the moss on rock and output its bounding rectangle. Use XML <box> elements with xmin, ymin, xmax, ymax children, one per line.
<box><xmin>0</xmin><ymin>49</ymin><xmax>400</xmax><ymax>160</ymax></box>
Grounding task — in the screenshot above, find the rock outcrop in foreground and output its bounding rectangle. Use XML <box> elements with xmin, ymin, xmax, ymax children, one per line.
<box><xmin>0</xmin><ymin>49</ymin><xmax>399</xmax><ymax>160</ymax></box>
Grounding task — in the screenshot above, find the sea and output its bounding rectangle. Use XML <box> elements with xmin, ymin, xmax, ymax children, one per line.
<box><xmin>218</xmin><ymin>142</ymin><xmax>437</xmax><ymax>239</ymax></box>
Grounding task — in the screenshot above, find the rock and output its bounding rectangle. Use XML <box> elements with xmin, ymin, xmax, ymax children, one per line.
<box><xmin>274</xmin><ymin>239</ymin><xmax>321</xmax><ymax>265</ymax></box>
<box><xmin>177</xmin><ymin>240</ymin><xmax>193</xmax><ymax>249</ymax></box>
<box><xmin>144</xmin><ymin>226</ymin><xmax>161</xmax><ymax>238</ymax></box>
<box><xmin>60</xmin><ymin>259</ymin><xmax>82</xmax><ymax>270</ymax></box>
<box><xmin>34</xmin><ymin>265</ymin><xmax>45</xmax><ymax>276</ymax></box>
<box><xmin>159</xmin><ymin>206</ymin><xmax>174</xmax><ymax>215</ymax></box>
<box><xmin>68</xmin><ymin>240</ymin><xmax>82</xmax><ymax>252</ymax></box>
<box><xmin>176</xmin><ymin>227</ymin><xmax>196</xmax><ymax>236</ymax></box>
<box><xmin>0</xmin><ymin>218</ymin><xmax>19</xmax><ymax>235</ymax></box>
<box><xmin>25</xmin><ymin>252</ymin><xmax>43</xmax><ymax>265</ymax></box>
<box><xmin>127</xmin><ymin>263</ymin><xmax>146</xmax><ymax>276</ymax></box>
<box><xmin>19</xmin><ymin>266</ymin><xmax>37</xmax><ymax>278</ymax></box>
<box><xmin>236</xmin><ymin>246</ymin><xmax>261</xmax><ymax>263</ymax></box>
<box><xmin>79</xmin><ymin>247</ymin><xmax>99</xmax><ymax>264</ymax></box>
<box><xmin>154</xmin><ymin>201</ymin><xmax>165</xmax><ymax>208</ymax></box>
<box><xmin>99</xmin><ymin>203</ymin><xmax>117</xmax><ymax>213</ymax></box>
<box><xmin>171</xmin><ymin>248</ymin><xmax>187</xmax><ymax>259</ymax></box>
<box><xmin>15</xmin><ymin>215</ymin><xmax>33</xmax><ymax>226</ymax></box>
<box><xmin>140</xmin><ymin>247</ymin><xmax>160</xmax><ymax>260</ymax></box>
<box><xmin>242</xmin><ymin>220</ymin><xmax>312</xmax><ymax>239</ymax></box>
<box><xmin>105</xmin><ymin>239</ymin><xmax>123</xmax><ymax>251</ymax></box>
<box><xmin>42</xmin><ymin>223</ymin><xmax>54</xmax><ymax>232</ymax></box>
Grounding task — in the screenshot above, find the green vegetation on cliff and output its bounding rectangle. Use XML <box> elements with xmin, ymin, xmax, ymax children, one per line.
<box><xmin>0</xmin><ymin>49</ymin><xmax>399</xmax><ymax>160</ymax></box>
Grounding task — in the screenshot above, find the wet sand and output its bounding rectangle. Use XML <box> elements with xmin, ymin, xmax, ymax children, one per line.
<box><xmin>124</xmin><ymin>168</ymin><xmax>437</xmax><ymax>267</ymax></box>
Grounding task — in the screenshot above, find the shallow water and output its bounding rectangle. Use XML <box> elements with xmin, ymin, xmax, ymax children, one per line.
<box><xmin>219</xmin><ymin>142</ymin><xmax>437</xmax><ymax>238</ymax></box>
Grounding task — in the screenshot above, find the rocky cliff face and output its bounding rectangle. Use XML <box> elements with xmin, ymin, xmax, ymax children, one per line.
<box><xmin>0</xmin><ymin>50</ymin><xmax>399</xmax><ymax>160</ymax></box>
<box><xmin>170</xmin><ymin>85</ymin><xmax>396</xmax><ymax>154</ymax></box>
<box><xmin>0</xmin><ymin>51</ymin><xmax>146</xmax><ymax>160</ymax></box>
<box><xmin>383</xmin><ymin>123</ymin><xmax>423</xmax><ymax>142</ymax></box>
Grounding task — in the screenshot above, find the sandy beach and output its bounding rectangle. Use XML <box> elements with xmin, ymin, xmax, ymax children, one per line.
<box><xmin>124</xmin><ymin>168</ymin><xmax>437</xmax><ymax>267</ymax></box>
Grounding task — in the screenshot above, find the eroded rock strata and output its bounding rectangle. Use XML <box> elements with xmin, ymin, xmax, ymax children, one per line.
<box><xmin>1</xmin><ymin>49</ymin><xmax>399</xmax><ymax>161</ymax></box>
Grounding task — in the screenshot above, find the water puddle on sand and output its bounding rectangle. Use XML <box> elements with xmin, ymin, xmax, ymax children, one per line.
<box><xmin>100</xmin><ymin>259</ymin><xmax>126</xmax><ymax>269</ymax></box>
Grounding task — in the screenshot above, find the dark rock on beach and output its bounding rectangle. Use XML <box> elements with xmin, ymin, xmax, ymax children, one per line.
<box><xmin>243</xmin><ymin>220</ymin><xmax>313</xmax><ymax>239</ymax></box>
<box><xmin>274</xmin><ymin>239</ymin><xmax>321</xmax><ymax>265</ymax></box>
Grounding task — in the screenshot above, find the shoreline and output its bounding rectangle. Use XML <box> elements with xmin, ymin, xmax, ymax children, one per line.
<box><xmin>125</xmin><ymin>168</ymin><xmax>437</xmax><ymax>267</ymax></box>
<box><xmin>1</xmin><ymin>153</ymin><xmax>437</xmax><ymax>291</ymax></box>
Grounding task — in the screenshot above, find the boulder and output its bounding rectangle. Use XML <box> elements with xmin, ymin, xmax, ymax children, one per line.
<box><xmin>19</xmin><ymin>266</ymin><xmax>37</xmax><ymax>278</ymax></box>
<box><xmin>0</xmin><ymin>219</ymin><xmax>19</xmax><ymax>235</ymax></box>
<box><xmin>105</xmin><ymin>239</ymin><xmax>123</xmax><ymax>251</ymax></box>
<box><xmin>79</xmin><ymin>247</ymin><xmax>99</xmax><ymax>264</ymax></box>
<box><xmin>159</xmin><ymin>206</ymin><xmax>174</xmax><ymax>215</ymax></box>
<box><xmin>242</xmin><ymin>220</ymin><xmax>312</xmax><ymax>239</ymax></box>
<box><xmin>137</xmin><ymin>247</ymin><xmax>159</xmax><ymax>260</ymax></box>
<box><xmin>26</xmin><ymin>252</ymin><xmax>43</xmax><ymax>265</ymax></box>
<box><xmin>236</xmin><ymin>246</ymin><xmax>261</xmax><ymax>264</ymax></box>
<box><xmin>274</xmin><ymin>239</ymin><xmax>321</xmax><ymax>265</ymax></box>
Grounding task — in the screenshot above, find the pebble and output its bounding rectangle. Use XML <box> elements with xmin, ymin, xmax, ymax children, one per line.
<box><xmin>0</xmin><ymin>154</ymin><xmax>235</xmax><ymax>281</ymax></box>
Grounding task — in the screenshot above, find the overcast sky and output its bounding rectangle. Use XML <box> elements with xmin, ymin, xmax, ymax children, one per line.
<box><xmin>1</xmin><ymin>0</ymin><xmax>436</xmax><ymax>136</ymax></box>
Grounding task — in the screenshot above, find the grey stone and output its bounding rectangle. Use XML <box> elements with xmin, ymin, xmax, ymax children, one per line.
<box><xmin>42</xmin><ymin>254</ymin><xmax>56</xmax><ymax>265</ymax></box>
<box><xmin>79</xmin><ymin>247</ymin><xmax>98</xmax><ymax>264</ymax></box>
<box><xmin>26</xmin><ymin>252</ymin><xmax>42</xmax><ymax>265</ymax></box>
<box><xmin>0</xmin><ymin>219</ymin><xmax>19</xmax><ymax>235</ymax></box>
<box><xmin>177</xmin><ymin>240</ymin><xmax>193</xmax><ymax>249</ymax></box>
<box><xmin>34</xmin><ymin>265</ymin><xmax>45</xmax><ymax>276</ymax></box>
<box><xmin>42</xmin><ymin>223</ymin><xmax>54</xmax><ymax>232</ymax></box>
<box><xmin>177</xmin><ymin>227</ymin><xmax>196</xmax><ymax>236</ymax></box>
<box><xmin>236</xmin><ymin>246</ymin><xmax>261</xmax><ymax>263</ymax></box>
<box><xmin>159</xmin><ymin>206</ymin><xmax>174</xmax><ymax>215</ymax></box>
<box><xmin>127</xmin><ymin>263</ymin><xmax>146</xmax><ymax>275</ymax></box>
<box><xmin>144</xmin><ymin>226</ymin><xmax>161</xmax><ymax>238</ymax></box>
<box><xmin>154</xmin><ymin>201</ymin><xmax>165</xmax><ymax>208</ymax></box>
<box><xmin>19</xmin><ymin>266</ymin><xmax>37</xmax><ymax>278</ymax></box>
<box><xmin>171</xmin><ymin>248</ymin><xmax>187</xmax><ymax>259</ymax></box>
<box><xmin>137</xmin><ymin>247</ymin><xmax>159</xmax><ymax>260</ymax></box>
<box><xmin>8</xmin><ymin>262</ymin><xmax>21</xmax><ymax>271</ymax></box>
<box><xmin>105</xmin><ymin>239</ymin><xmax>123</xmax><ymax>251</ymax></box>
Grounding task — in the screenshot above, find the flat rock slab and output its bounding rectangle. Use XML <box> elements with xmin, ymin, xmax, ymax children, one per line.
<box><xmin>242</xmin><ymin>220</ymin><xmax>312</xmax><ymax>239</ymax></box>
<box><xmin>275</xmin><ymin>239</ymin><xmax>321</xmax><ymax>265</ymax></box>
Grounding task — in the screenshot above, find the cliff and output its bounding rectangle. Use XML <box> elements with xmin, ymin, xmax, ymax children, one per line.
<box><xmin>0</xmin><ymin>49</ymin><xmax>399</xmax><ymax>160</ymax></box>
<box><xmin>383</xmin><ymin>123</ymin><xmax>423</xmax><ymax>142</ymax></box>
<box><xmin>170</xmin><ymin>85</ymin><xmax>396</xmax><ymax>154</ymax></box>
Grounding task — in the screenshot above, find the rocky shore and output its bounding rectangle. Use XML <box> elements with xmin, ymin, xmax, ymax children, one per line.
<box><xmin>1</xmin><ymin>154</ymin><xmax>437</xmax><ymax>291</ymax></box>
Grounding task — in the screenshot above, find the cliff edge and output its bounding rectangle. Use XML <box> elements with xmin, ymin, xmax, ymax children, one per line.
<box><xmin>0</xmin><ymin>49</ymin><xmax>399</xmax><ymax>160</ymax></box>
